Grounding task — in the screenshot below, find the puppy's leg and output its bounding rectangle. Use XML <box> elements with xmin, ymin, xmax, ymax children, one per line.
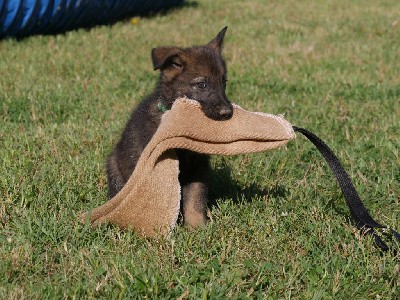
<box><xmin>178</xmin><ymin>150</ymin><xmax>210</xmax><ymax>228</ymax></box>
<box><xmin>182</xmin><ymin>181</ymin><xmax>208</xmax><ymax>228</ymax></box>
<box><xmin>106</xmin><ymin>152</ymin><xmax>126</xmax><ymax>198</ymax></box>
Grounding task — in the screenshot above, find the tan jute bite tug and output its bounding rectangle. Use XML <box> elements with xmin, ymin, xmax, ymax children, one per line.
<box><xmin>81</xmin><ymin>98</ymin><xmax>296</xmax><ymax>237</ymax></box>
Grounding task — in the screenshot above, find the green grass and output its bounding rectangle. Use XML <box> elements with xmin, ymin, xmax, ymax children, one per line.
<box><xmin>1</xmin><ymin>0</ymin><xmax>399</xmax><ymax>298</ymax></box>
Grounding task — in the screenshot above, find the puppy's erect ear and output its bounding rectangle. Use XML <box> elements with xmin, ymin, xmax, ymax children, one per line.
<box><xmin>208</xmin><ymin>26</ymin><xmax>228</xmax><ymax>53</ymax></box>
<box><xmin>151</xmin><ymin>47</ymin><xmax>183</xmax><ymax>70</ymax></box>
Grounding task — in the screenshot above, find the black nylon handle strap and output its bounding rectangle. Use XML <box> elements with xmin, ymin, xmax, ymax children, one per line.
<box><xmin>293</xmin><ymin>126</ymin><xmax>400</xmax><ymax>252</ymax></box>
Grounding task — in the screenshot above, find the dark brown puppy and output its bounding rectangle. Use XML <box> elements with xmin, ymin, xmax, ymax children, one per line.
<box><xmin>107</xmin><ymin>27</ymin><xmax>232</xmax><ymax>228</ymax></box>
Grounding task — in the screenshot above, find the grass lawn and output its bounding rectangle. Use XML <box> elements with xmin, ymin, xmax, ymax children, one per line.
<box><xmin>1</xmin><ymin>0</ymin><xmax>399</xmax><ymax>298</ymax></box>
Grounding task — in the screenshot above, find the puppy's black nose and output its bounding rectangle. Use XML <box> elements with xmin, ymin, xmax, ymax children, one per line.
<box><xmin>219</xmin><ymin>107</ymin><xmax>233</xmax><ymax>119</ymax></box>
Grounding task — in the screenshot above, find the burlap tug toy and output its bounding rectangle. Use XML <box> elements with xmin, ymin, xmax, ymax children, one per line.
<box><xmin>81</xmin><ymin>97</ymin><xmax>399</xmax><ymax>251</ymax></box>
<box><xmin>81</xmin><ymin>98</ymin><xmax>295</xmax><ymax>236</ymax></box>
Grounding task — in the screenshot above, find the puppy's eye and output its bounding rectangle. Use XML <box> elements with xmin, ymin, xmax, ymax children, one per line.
<box><xmin>197</xmin><ymin>82</ymin><xmax>207</xmax><ymax>89</ymax></box>
<box><xmin>172</xmin><ymin>61</ymin><xmax>182</xmax><ymax>68</ymax></box>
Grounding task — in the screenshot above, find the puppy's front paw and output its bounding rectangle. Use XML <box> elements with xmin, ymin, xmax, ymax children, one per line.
<box><xmin>184</xmin><ymin>210</ymin><xmax>208</xmax><ymax>230</ymax></box>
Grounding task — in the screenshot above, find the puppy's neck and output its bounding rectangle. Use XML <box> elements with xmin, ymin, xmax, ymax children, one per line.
<box><xmin>154</xmin><ymin>87</ymin><xmax>178</xmax><ymax>111</ymax></box>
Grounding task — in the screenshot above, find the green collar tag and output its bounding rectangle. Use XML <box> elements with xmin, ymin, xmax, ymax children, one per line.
<box><xmin>157</xmin><ymin>101</ymin><xmax>169</xmax><ymax>113</ymax></box>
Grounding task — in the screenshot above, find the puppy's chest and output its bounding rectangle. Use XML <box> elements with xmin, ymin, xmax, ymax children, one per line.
<box><xmin>176</xmin><ymin>149</ymin><xmax>209</xmax><ymax>169</ymax></box>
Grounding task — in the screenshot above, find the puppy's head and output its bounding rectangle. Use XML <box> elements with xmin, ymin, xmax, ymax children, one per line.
<box><xmin>152</xmin><ymin>27</ymin><xmax>233</xmax><ymax>120</ymax></box>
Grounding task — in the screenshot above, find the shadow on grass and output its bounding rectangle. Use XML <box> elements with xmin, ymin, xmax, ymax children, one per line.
<box><xmin>208</xmin><ymin>164</ymin><xmax>288</xmax><ymax>209</ymax></box>
<box><xmin>144</xmin><ymin>1</ymin><xmax>199</xmax><ymax>17</ymax></box>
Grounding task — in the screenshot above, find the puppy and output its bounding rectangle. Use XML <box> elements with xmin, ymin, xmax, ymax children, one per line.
<box><xmin>107</xmin><ymin>27</ymin><xmax>233</xmax><ymax>228</ymax></box>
